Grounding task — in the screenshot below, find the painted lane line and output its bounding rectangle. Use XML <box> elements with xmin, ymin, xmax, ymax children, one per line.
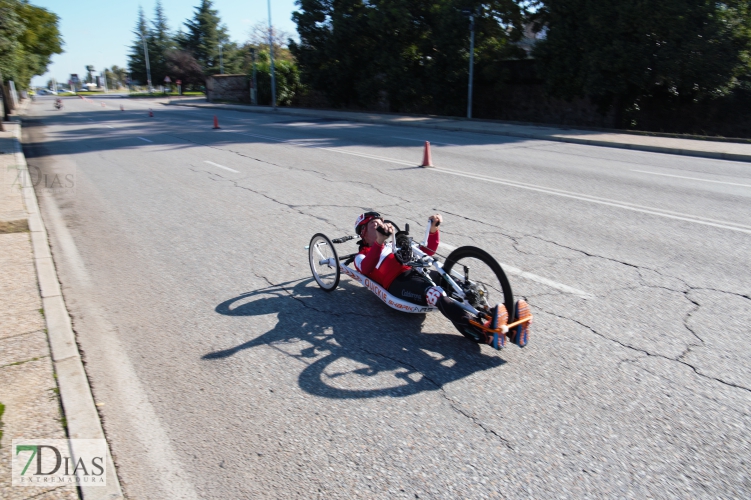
<box><xmin>138</xmin><ymin>137</ymin><xmax>153</xmax><ymax>143</ymax></box>
<box><xmin>432</xmin><ymin>167</ymin><xmax>751</xmax><ymax>235</ymax></box>
<box><xmin>226</xmin><ymin>130</ymin><xmax>416</xmax><ymax>166</ymax></box>
<box><xmin>218</xmin><ymin>128</ymin><xmax>749</xmax><ymax>234</ymax></box>
<box><xmin>320</xmin><ymin>147</ymin><xmax>415</xmax><ymax>166</ymax></box>
<box><xmin>391</xmin><ymin>136</ymin><xmax>460</xmax><ymax>147</ymax></box>
<box><xmin>204</xmin><ymin>160</ymin><xmax>239</xmax><ymax>173</ymax></box>
<box><xmin>105</xmin><ymin>125</ymin><xmax>114</xmax><ymax>128</ymax></box>
<box><xmin>631</xmin><ymin>169</ymin><xmax>751</xmax><ymax>188</ymax></box>
<box><xmin>499</xmin><ymin>262</ymin><xmax>595</xmax><ymax>300</ymax></box>
<box><xmin>438</xmin><ymin>242</ymin><xmax>594</xmax><ymax>300</ymax></box>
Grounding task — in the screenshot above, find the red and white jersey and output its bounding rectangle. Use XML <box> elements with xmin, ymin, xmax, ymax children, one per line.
<box><xmin>355</xmin><ymin>231</ymin><xmax>439</xmax><ymax>289</ymax></box>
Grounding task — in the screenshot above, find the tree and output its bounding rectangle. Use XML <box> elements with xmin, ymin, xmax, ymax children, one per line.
<box><xmin>165</xmin><ymin>50</ymin><xmax>204</xmax><ymax>87</ymax></box>
<box><xmin>127</xmin><ymin>6</ymin><xmax>150</xmax><ymax>85</ymax></box>
<box><xmin>254</xmin><ymin>58</ymin><xmax>302</xmax><ymax>106</ymax></box>
<box><xmin>247</xmin><ymin>22</ymin><xmax>295</xmax><ymax>61</ymax></box>
<box><xmin>148</xmin><ymin>0</ymin><xmax>175</xmax><ymax>84</ymax></box>
<box><xmin>290</xmin><ymin>0</ymin><xmax>525</xmax><ymax>113</ymax></box>
<box><xmin>533</xmin><ymin>0</ymin><xmax>751</xmax><ymax>126</ymax></box>
<box><xmin>180</xmin><ymin>0</ymin><xmax>229</xmax><ymax>76</ymax></box>
<box><xmin>0</xmin><ymin>0</ymin><xmax>63</xmax><ymax>89</ymax></box>
<box><xmin>105</xmin><ymin>65</ymin><xmax>127</xmax><ymax>89</ymax></box>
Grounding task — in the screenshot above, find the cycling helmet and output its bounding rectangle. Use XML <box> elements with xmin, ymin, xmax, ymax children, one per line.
<box><xmin>354</xmin><ymin>211</ymin><xmax>381</xmax><ymax>235</ymax></box>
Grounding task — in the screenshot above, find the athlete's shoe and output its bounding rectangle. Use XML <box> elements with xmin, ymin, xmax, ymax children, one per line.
<box><xmin>485</xmin><ymin>304</ymin><xmax>508</xmax><ymax>350</ymax></box>
<box><xmin>510</xmin><ymin>299</ymin><xmax>531</xmax><ymax>347</ymax></box>
<box><xmin>488</xmin><ymin>303</ymin><xmax>508</xmax><ymax>330</ymax></box>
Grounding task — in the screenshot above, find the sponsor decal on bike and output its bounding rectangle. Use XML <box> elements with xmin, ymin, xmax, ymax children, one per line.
<box><xmin>341</xmin><ymin>265</ymin><xmax>433</xmax><ymax>313</ymax></box>
<box><xmin>425</xmin><ymin>286</ymin><xmax>444</xmax><ymax>307</ymax></box>
<box><xmin>401</xmin><ymin>290</ymin><xmax>423</xmax><ymax>300</ymax></box>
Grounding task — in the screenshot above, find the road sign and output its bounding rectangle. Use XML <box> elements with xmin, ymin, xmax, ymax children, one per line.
<box><xmin>164</xmin><ymin>76</ymin><xmax>172</xmax><ymax>83</ymax></box>
<box><xmin>70</xmin><ymin>74</ymin><xmax>79</xmax><ymax>83</ymax></box>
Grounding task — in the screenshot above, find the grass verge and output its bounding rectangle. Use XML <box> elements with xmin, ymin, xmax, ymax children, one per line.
<box><xmin>0</xmin><ymin>219</ymin><xmax>29</xmax><ymax>234</ymax></box>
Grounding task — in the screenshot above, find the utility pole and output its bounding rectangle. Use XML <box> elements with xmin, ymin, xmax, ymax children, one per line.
<box><xmin>267</xmin><ymin>0</ymin><xmax>276</xmax><ymax>108</ymax></box>
<box><xmin>219</xmin><ymin>45</ymin><xmax>224</xmax><ymax>74</ymax></box>
<box><xmin>250</xmin><ymin>48</ymin><xmax>258</xmax><ymax>105</ymax></box>
<box><xmin>467</xmin><ymin>11</ymin><xmax>476</xmax><ymax>119</ymax></box>
<box><xmin>139</xmin><ymin>31</ymin><xmax>152</xmax><ymax>93</ymax></box>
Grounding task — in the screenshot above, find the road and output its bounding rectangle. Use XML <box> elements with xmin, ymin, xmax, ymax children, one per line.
<box><xmin>22</xmin><ymin>95</ymin><xmax>751</xmax><ymax>498</ymax></box>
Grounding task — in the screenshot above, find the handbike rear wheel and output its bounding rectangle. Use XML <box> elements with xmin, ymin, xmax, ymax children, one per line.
<box><xmin>309</xmin><ymin>233</ymin><xmax>340</xmax><ymax>291</ymax></box>
<box><xmin>442</xmin><ymin>246</ymin><xmax>515</xmax><ymax>321</ymax></box>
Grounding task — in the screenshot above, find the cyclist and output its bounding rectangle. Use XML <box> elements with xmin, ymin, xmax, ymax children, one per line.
<box><xmin>353</xmin><ymin>211</ymin><xmax>528</xmax><ymax>348</ymax></box>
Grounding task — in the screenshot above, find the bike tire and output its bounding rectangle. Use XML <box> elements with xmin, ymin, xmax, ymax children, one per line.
<box><xmin>442</xmin><ymin>246</ymin><xmax>515</xmax><ymax>321</ymax></box>
<box><xmin>309</xmin><ymin>233</ymin><xmax>340</xmax><ymax>292</ymax></box>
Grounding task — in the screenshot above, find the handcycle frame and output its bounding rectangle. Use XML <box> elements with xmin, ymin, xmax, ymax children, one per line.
<box><xmin>308</xmin><ymin>220</ymin><xmax>533</xmax><ymax>347</ymax></box>
<box><xmin>314</xmin><ymin>221</ymin><xmax>479</xmax><ymax>312</ymax></box>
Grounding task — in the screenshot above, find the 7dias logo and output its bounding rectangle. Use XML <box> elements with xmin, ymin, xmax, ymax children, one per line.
<box><xmin>12</xmin><ymin>439</ymin><xmax>107</xmax><ymax>487</ymax></box>
<box><xmin>7</xmin><ymin>165</ymin><xmax>76</xmax><ymax>196</ymax></box>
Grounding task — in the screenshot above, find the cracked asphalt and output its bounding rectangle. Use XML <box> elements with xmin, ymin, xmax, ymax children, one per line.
<box><xmin>22</xmin><ymin>95</ymin><xmax>751</xmax><ymax>498</ymax></box>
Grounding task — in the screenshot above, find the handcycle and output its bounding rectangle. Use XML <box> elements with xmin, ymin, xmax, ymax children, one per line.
<box><xmin>307</xmin><ymin>219</ymin><xmax>532</xmax><ymax>349</ymax></box>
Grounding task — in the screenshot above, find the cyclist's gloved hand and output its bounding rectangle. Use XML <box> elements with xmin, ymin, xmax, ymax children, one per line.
<box><xmin>374</xmin><ymin>221</ymin><xmax>394</xmax><ymax>245</ymax></box>
<box><xmin>428</xmin><ymin>213</ymin><xmax>443</xmax><ymax>233</ymax></box>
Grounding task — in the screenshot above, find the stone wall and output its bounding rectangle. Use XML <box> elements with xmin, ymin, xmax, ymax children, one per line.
<box><xmin>205</xmin><ymin>75</ymin><xmax>250</xmax><ymax>103</ymax></box>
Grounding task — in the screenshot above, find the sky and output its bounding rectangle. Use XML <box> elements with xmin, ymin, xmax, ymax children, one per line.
<box><xmin>30</xmin><ymin>0</ymin><xmax>299</xmax><ymax>86</ymax></box>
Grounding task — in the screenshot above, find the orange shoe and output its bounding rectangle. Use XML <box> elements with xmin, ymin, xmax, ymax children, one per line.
<box><xmin>487</xmin><ymin>304</ymin><xmax>508</xmax><ymax>350</ymax></box>
<box><xmin>510</xmin><ymin>299</ymin><xmax>531</xmax><ymax>347</ymax></box>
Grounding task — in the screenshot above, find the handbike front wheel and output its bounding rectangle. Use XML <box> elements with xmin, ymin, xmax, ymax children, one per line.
<box><xmin>308</xmin><ymin>233</ymin><xmax>340</xmax><ymax>292</ymax></box>
<box><xmin>442</xmin><ymin>246</ymin><xmax>514</xmax><ymax>321</ymax></box>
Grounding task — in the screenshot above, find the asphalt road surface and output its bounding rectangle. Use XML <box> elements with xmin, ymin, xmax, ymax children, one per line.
<box><xmin>22</xmin><ymin>95</ymin><xmax>750</xmax><ymax>498</ymax></box>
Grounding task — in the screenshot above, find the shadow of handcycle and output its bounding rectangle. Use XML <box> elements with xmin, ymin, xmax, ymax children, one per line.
<box><xmin>202</xmin><ymin>278</ymin><xmax>505</xmax><ymax>399</ymax></box>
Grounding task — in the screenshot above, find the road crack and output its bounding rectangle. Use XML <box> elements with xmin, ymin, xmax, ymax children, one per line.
<box><xmin>531</xmin><ymin>303</ymin><xmax>751</xmax><ymax>393</ymax></box>
<box><xmin>358</xmin><ymin>347</ymin><xmax>515</xmax><ymax>450</ymax></box>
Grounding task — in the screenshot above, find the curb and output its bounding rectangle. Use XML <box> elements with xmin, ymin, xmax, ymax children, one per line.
<box><xmin>12</xmin><ymin>124</ymin><xmax>124</xmax><ymax>500</ymax></box>
<box><xmin>167</xmin><ymin>101</ymin><xmax>751</xmax><ymax>164</ymax></box>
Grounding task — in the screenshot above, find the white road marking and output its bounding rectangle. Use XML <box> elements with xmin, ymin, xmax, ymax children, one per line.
<box><xmin>391</xmin><ymin>136</ymin><xmax>459</xmax><ymax>147</ymax></box>
<box><xmin>204</xmin><ymin>160</ymin><xmax>239</xmax><ymax>173</ymax></box>
<box><xmin>105</xmin><ymin>125</ymin><xmax>114</xmax><ymax>128</ymax></box>
<box><xmin>632</xmin><ymin>169</ymin><xmax>751</xmax><ymax>188</ymax></box>
<box><xmin>499</xmin><ymin>262</ymin><xmax>595</xmax><ymax>300</ymax></box>
<box><xmin>438</xmin><ymin>242</ymin><xmax>594</xmax><ymax>299</ymax></box>
<box><xmin>226</xmin><ymin>130</ymin><xmax>416</xmax><ymax>166</ymax></box>
<box><xmin>220</xmin><ymin>128</ymin><xmax>751</xmax><ymax>234</ymax></box>
<box><xmin>321</xmin><ymin>147</ymin><xmax>415</xmax><ymax>166</ymax></box>
<box><xmin>432</xmin><ymin>167</ymin><xmax>751</xmax><ymax>235</ymax></box>
<box><xmin>138</xmin><ymin>137</ymin><xmax>153</xmax><ymax>143</ymax></box>
<box><xmin>39</xmin><ymin>185</ymin><xmax>92</xmax><ymax>286</ymax></box>
<box><xmin>42</xmin><ymin>187</ymin><xmax>202</xmax><ymax>500</ymax></box>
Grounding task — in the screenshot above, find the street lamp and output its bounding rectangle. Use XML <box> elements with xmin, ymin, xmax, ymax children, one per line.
<box><xmin>268</xmin><ymin>0</ymin><xmax>276</xmax><ymax>108</ymax></box>
<box><xmin>249</xmin><ymin>47</ymin><xmax>258</xmax><ymax>105</ymax></box>
<box><xmin>462</xmin><ymin>9</ymin><xmax>477</xmax><ymax>119</ymax></box>
<box><xmin>138</xmin><ymin>31</ymin><xmax>152</xmax><ymax>93</ymax></box>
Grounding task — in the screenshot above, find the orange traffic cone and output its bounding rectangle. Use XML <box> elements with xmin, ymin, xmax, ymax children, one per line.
<box><xmin>149</xmin><ymin>109</ymin><xmax>154</xmax><ymax>117</ymax></box>
<box><xmin>213</xmin><ymin>115</ymin><xmax>220</xmax><ymax>129</ymax></box>
<box><xmin>421</xmin><ymin>141</ymin><xmax>433</xmax><ymax>167</ymax></box>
